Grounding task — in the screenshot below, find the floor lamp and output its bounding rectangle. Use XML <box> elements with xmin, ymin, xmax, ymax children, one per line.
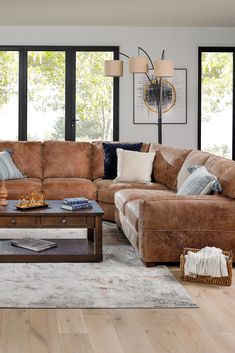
<box><xmin>104</xmin><ymin>48</ymin><xmax>174</xmax><ymax>144</ymax></box>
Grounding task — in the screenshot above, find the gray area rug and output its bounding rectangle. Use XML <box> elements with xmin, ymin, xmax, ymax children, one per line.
<box><xmin>0</xmin><ymin>222</ymin><xmax>197</xmax><ymax>308</ymax></box>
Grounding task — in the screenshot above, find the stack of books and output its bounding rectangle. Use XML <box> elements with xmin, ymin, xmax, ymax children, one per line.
<box><xmin>61</xmin><ymin>197</ymin><xmax>92</xmax><ymax>211</ymax></box>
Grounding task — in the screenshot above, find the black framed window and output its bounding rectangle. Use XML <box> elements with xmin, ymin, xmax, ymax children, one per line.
<box><xmin>198</xmin><ymin>47</ymin><xmax>235</xmax><ymax>160</ymax></box>
<box><xmin>0</xmin><ymin>46</ymin><xmax>119</xmax><ymax>141</ymax></box>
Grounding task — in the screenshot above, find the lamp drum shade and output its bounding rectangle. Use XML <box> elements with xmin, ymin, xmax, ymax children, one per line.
<box><xmin>129</xmin><ymin>56</ymin><xmax>148</xmax><ymax>73</ymax></box>
<box><xmin>154</xmin><ymin>60</ymin><xmax>174</xmax><ymax>77</ymax></box>
<box><xmin>104</xmin><ymin>60</ymin><xmax>123</xmax><ymax>77</ymax></box>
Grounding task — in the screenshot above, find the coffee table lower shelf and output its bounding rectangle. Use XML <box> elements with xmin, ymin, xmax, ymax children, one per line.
<box><xmin>0</xmin><ymin>239</ymin><xmax>103</xmax><ymax>263</ymax></box>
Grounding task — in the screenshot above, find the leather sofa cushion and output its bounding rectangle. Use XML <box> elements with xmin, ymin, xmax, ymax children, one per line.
<box><xmin>5</xmin><ymin>178</ymin><xmax>42</xmax><ymax>199</ymax></box>
<box><xmin>118</xmin><ymin>211</ymin><xmax>139</xmax><ymax>251</ymax></box>
<box><xmin>124</xmin><ymin>200</ymin><xmax>140</xmax><ymax>232</ymax></box>
<box><xmin>94</xmin><ymin>178</ymin><xmax>168</xmax><ymax>204</ymax></box>
<box><xmin>43</xmin><ymin>178</ymin><xmax>97</xmax><ymax>200</ymax></box>
<box><xmin>177</xmin><ymin>149</ymin><xmax>210</xmax><ymax>190</ymax></box>
<box><xmin>138</xmin><ymin>194</ymin><xmax>235</xmax><ymax>231</ymax></box>
<box><xmin>92</xmin><ymin>141</ymin><xmax>150</xmax><ymax>180</ymax></box>
<box><xmin>43</xmin><ymin>141</ymin><xmax>92</xmax><ymax>179</ymax></box>
<box><xmin>149</xmin><ymin>144</ymin><xmax>191</xmax><ymax>191</ymax></box>
<box><xmin>0</xmin><ymin>141</ymin><xmax>42</xmax><ymax>179</ymax></box>
<box><xmin>115</xmin><ymin>189</ymin><xmax>174</xmax><ymax>215</ymax></box>
<box><xmin>205</xmin><ymin>155</ymin><xmax>235</xmax><ymax>199</ymax></box>
<box><xmin>98</xmin><ymin>201</ymin><xmax>115</xmax><ymax>222</ymax></box>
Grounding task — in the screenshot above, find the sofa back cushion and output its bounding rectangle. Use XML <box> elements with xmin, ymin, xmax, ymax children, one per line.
<box><xmin>149</xmin><ymin>144</ymin><xmax>191</xmax><ymax>191</ymax></box>
<box><xmin>43</xmin><ymin>141</ymin><xmax>92</xmax><ymax>179</ymax></box>
<box><xmin>204</xmin><ymin>155</ymin><xmax>235</xmax><ymax>198</ymax></box>
<box><xmin>0</xmin><ymin>141</ymin><xmax>42</xmax><ymax>178</ymax></box>
<box><xmin>177</xmin><ymin>149</ymin><xmax>210</xmax><ymax>190</ymax></box>
<box><xmin>91</xmin><ymin>141</ymin><xmax>150</xmax><ymax>180</ymax></box>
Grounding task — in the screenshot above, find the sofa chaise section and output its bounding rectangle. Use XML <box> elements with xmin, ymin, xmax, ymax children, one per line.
<box><xmin>115</xmin><ymin>147</ymin><xmax>235</xmax><ymax>265</ymax></box>
<box><xmin>115</xmin><ymin>190</ymin><xmax>235</xmax><ymax>265</ymax></box>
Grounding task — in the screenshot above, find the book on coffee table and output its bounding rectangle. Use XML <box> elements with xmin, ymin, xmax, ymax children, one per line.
<box><xmin>61</xmin><ymin>202</ymin><xmax>92</xmax><ymax>211</ymax></box>
<box><xmin>11</xmin><ymin>238</ymin><xmax>57</xmax><ymax>252</ymax></box>
<box><xmin>63</xmin><ymin>197</ymin><xmax>88</xmax><ymax>205</ymax></box>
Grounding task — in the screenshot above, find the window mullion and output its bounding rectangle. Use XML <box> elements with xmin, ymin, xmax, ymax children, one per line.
<box><xmin>18</xmin><ymin>48</ymin><xmax>27</xmax><ymax>141</ymax></box>
<box><xmin>113</xmin><ymin>48</ymin><xmax>120</xmax><ymax>141</ymax></box>
<box><xmin>65</xmin><ymin>49</ymin><xmax>76</xmax><ymax>141</ymax></box>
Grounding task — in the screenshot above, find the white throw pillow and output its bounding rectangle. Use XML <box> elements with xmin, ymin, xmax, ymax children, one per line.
<box><xmin>113</xmin><ymin>149</ymin><xmax>155</xmax><ymax>183</ymax></box>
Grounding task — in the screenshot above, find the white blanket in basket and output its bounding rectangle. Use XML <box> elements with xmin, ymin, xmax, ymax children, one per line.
<box><xmin>184</xmin><ymin>247</ymin><xmax>228</xmax><ymax>278</ymax></box>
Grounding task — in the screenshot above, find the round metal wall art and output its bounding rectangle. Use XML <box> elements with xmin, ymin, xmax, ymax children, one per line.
<box><xmin>143</xmin><ymin>79</ymin><xmax>176</xmax><ymax>114</ymax></box>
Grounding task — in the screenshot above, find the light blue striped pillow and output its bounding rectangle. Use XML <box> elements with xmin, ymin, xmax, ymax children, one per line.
<box><xmin>177</xmin><ymin>165</ymin><xmax>222</xmax><ymax>195</ymax></box>
<box><xmin>0</xmin><ymin>150</ymin><xmax>24</xmax><ymax>180</ymax></box>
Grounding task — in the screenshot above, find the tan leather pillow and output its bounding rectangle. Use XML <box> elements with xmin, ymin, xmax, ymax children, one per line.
<box><xmin>205</xmin><ymin>155</ymin><xmax>235</xmax><ymax>198</ymax></box>
<box><xmin>177</xmin><ymin>149</ymin><xmax>210</xmax><ymax>190</ymax></box>
<box><xmin>149</xmin><ymin>144</ymin><xmax>191</xmax><ymax>191</ymax></box>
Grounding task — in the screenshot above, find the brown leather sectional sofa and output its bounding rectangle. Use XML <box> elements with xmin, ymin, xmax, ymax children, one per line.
<box><xmin>1</xmin><ymin>140</ymin><xmax>235</xmax><ymax>265</ymax></box>
<box><xmin>115</xmin><ymin>146</ymin><xmax>235</xmax><ymax>265</ymax></box>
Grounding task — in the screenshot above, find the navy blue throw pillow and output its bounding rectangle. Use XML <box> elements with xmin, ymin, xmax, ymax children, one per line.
<box><xmin>102</xmin><ymin>142</ymin><xmax>143</xmax><ymax>180</ymax></box>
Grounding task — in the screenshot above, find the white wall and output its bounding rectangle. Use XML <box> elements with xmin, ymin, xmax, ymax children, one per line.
<box><xmin>0</xmin><ymin>26</ymin><xmax>235</xmax><ymax>148</ymax></box>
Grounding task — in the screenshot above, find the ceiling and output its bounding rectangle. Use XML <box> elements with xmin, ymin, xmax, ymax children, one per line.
<box><xmin>0</xmin><ymin>0</ymin><xmax>235</xmax><ymax>26</ymax></box>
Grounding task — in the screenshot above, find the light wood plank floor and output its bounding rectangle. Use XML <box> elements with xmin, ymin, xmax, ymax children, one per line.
<box><xmin>0</xmin><ymin>268</ymin><xmax>234</xmax><ymax>353</ymax></box>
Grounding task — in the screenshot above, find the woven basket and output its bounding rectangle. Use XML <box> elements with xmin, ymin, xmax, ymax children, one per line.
<box><xmin>180</xmin><ymin>247</ymin><xmax>233</xmax><ymax>286</ymax></box>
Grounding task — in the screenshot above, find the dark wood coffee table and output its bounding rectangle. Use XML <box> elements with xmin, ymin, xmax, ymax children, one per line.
<box><xmin>0</xmin><ymin>200</ymin><xmax>104</xmax><ymax>263</ymax></box>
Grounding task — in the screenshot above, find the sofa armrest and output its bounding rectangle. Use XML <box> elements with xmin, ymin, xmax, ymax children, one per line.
<box><xmin>139</xmin><ymin>195</ymin><xmax>235</xmax><ymax>232</ymax></box>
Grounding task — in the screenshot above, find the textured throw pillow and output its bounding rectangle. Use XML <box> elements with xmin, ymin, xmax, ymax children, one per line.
<box><xmin>114</xmin><ymin>149</ymin><xmax>155</xmax><ymax>183</ymax></box>
<box><xmin>0</xmin><ymin>150</ymin><xmax>24</xmax><ymax>180</ymax></box>
<box><xmin>177</xmin><ymin>165</ymin><xmax>222</xmax><ymax>195</ymax></box>
<box><xmin>102</xmin><ymin>142</ymin><xmax>143</xmax><ymax>179</ymax></box>
<box><xmin>4</xmin><ymin>148</ymin><xmax>13</xmax><ymax>156</ymax></box>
